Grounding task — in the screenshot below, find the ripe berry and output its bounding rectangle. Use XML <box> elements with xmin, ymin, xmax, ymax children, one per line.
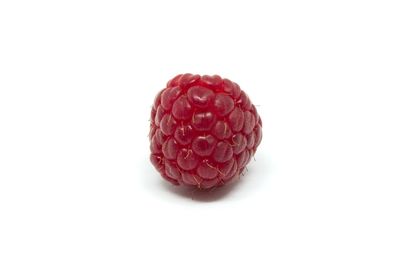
<box><xmin>150</xmin><ymin>74</ymin><xmax>262</xmax><ymax>189</ymax></box>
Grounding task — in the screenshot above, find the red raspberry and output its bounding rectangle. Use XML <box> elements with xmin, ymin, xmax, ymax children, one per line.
<box><xmin>150</xmin><ymin>74</ymin><xmax>262</xmax><ymax>189</ymax></box>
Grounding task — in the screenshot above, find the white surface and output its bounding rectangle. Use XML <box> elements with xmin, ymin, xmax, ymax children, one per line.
<box><xmin>1</xmin><ymin>0</ymin><xmax>399</xmax><ymax>264</ymax></box>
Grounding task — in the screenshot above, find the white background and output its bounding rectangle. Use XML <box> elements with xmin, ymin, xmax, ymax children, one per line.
<box><xmin>0</xmin><ymin>0</ymin><xmax>399</xmax><ymax>264</ymax></box>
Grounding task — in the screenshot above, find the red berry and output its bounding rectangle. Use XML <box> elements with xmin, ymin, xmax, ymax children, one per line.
<box><xmin>150</xmin><ymin>74</ymin><xmax>262</xmax><ymax>189</ymax></box>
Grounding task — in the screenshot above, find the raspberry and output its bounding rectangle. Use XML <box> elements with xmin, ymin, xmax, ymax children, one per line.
<box><xmin>150</xmin><ymin>74</ymin><xmax>262</xmax><ymax>189</ymax></box>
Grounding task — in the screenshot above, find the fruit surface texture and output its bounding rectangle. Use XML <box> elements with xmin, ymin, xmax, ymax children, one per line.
<box><xmin>150</xmin><ymin>74</ymin><xmax>262</xmax><ymax>189</ymax></box>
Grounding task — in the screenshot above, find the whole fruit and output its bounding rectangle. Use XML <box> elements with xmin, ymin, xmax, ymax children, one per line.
<box><xmin>149</xmin><ymin>74</ymin><xmax>262</xmax><ymax>189</ymax></box>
